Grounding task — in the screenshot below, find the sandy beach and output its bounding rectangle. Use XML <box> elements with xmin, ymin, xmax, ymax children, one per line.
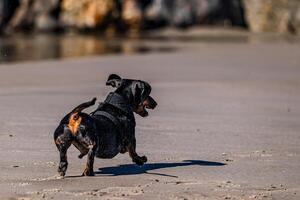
<box><xmin>0</xmin><ymin>40</ymin><xmax>300</xmax><ymax>199</ymax></box>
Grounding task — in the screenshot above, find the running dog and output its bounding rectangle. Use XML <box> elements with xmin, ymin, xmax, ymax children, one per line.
<box><xmin>54</xmin><ymin>74</ymin><xmax>157</xmax><ymax>176</ymax></box>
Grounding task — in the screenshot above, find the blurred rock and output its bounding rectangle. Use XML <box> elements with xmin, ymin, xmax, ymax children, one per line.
<box><xmin>144</xmin><ymin>0</ymin><xmax>172</xmax><ymax>27</ymax></box>
<box><xmin>8</xmin><ymin>0</ymin><xmax>34</xmax><ymax>30</ymax></box>
<box><xmin>60</xmin><ymin>0</ymin><xmax>115</xmax><ymax>28</ymax></box>
<box><xmin>7</xmin><ymin>0</ymin><xmax>60</xmax><ymax>31</ymax></box>
<box><xmin>172</xmin><ymin>0</ymin><xmax>194</xmax><ymax>28</ymax></box>
<box><xmin>193</xmin><ymin>0</ymin><xmax>220</xmax><ymax>24</ymax></box>
<box><xmin>4</xmin><ymin>0</ymin><xmax>300</xmax><ymax>34</ymax></box>
<box><xmin>222</xmin><ymin>0</ymin><xmax>247</xmax><ymax>27</ymax></box>
<box><xmin>193</xmin><ymin>0</ymin><xmax>246</xmax><ymax>27</ymax></box>
<box><xmin>36</xmin><ymin>13</ymin><xmax>58</xmax><ymax>31</ymax></box>
<box><xmin>145</xmin><ymin>0</ymin><xmax>201</xmax><ymax>28</ymax></box>
<box><xmin>243</xmin><ymin>0</ymin><xmax>300</xmax><ymax>34</ymax></box>
<box><xmin>144</xmin><ymin>0</ymin><xmax>246</xmax><ymax>28</ymax></box>
<box><xmin>0</xmin><ymin>0</ymin><xmax>19</xmax><ymax>31</ymax></box>
<box><xmin>122</xmin><ymin>0</ymin><xmax>142</xmax><ymax>31</ymax></box>
<box><xmin>33</xmin><ymin>0</ymin><xmax>61</xmax><ymax>31</ymax></box>
<box><xmin>290</xmin><ymin>6</ymin><xmax>300</xmax><ymax>34</ymax></box>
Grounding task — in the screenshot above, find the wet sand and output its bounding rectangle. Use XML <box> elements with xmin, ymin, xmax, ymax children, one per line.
<box><xmin>0</xmin><ymin>41</ymin><xmax>300</xmax><ymax>199</ymax></box>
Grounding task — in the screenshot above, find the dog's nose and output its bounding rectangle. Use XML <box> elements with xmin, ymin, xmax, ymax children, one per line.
<box><xmin>147</xmin><ymin>96</ymin><xmax>157</xmax><ymax>109</ymax></box>
<box><xmin>152</xmin><ymin>100</ymin><xmax>158</xmax><ymax>109</ymax></box>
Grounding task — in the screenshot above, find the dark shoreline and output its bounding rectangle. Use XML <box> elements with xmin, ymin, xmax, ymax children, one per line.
<box><xmin>1</xmin><ymin>28</ymin><xmax>300</xmax><ymax>64</ymax></box>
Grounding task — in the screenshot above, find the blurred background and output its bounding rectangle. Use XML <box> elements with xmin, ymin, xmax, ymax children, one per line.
<box><xmin>0</xmin><ymin>2</ymin><xmax>300</xmax><ymax>199</ymax></box>
<box><xmin>1</xmin><ymin>0</ymin><xmax>300</xmax><ymax>63</ymax></box>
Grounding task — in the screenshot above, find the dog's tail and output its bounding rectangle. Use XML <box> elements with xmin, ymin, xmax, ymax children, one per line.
<box><xmin>67</xmin><ymin>97</ymin><xmax>96</xmax><ymax>135</ymax></box>
<box><xmin>70</xmin><ymin>97</ymin><xmax>97</xmax><ymax>114</ymax></box>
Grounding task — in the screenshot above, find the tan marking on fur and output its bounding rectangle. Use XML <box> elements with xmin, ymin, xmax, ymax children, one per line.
<box><xmin>68</xmin><ymin>113</ymin><xmax>82</xmax><ymax>135</ymax></box>
<box><xmin>135</xmin><ymin>99</ymin><xmax>151</xmax><ymax>115</ymax></box>
<box><xmin>136</xmin><ymin>104</ymin><xmax>145</xmax><ymax>115</ymax></box>
<box><xmin>143</xmin><ymin>99</ymin><xmax>151</xmax><ymax>108</ymax></box>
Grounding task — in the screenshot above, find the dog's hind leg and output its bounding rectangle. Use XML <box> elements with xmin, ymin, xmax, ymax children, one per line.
<box><xmin>82</xmin><ymin>144</ymin><xmax>96</xmax><ymax>176</ymax></box>
<box><xmin>127</xmin><ymin>138</ymin><xmax>147</xmax><ymax>166</ymax></box>
<box><xmin>72</xmin><ymin>140</ymin><xmax>89</xmax><ymax>159</ymax></box>
<box><xmin>54</xmin><ymin>125</ymin><xmax>72</xmax><ymax>177</ymax></box>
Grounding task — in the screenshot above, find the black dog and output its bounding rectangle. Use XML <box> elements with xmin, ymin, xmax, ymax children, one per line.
<box><xmin>54</xmin><ymin>74</ymin><xmax>157</xmax><ymax>176</ymax></box>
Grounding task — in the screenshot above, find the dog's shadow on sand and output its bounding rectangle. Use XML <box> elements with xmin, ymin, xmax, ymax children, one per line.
<box><xmin>95</xmin><ymin>160</ymin><xmax>226</xmax><ymax>178</ymax></box>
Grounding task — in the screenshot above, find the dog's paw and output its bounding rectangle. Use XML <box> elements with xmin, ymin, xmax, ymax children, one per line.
<box><xmin>56</xmin><ymin>175</ymin><xmax>65</xmax><ymax>179</ymax></box>
<box><xmin>82</xmin><ymin>169</ymin><xmax>95</xmax><ymax>176</ymax></box>
<box><xmin>58</xmin><ymin>171</ymin><xmax>65</xmax><ymax>177</ymax></box>
<box><xmin>58</xmin><ymin>162</ymin><xmax>67</xmax><ymax>177</ymax></box>
<box><xmin>141</xmin><ymin>156</ymin><xmax>147</xmax><ymax>163</ymax></box>
<box><xmin>134</xmin><ymin>156</ymin><xmax>147</xmax><ymax>166</ymax></box>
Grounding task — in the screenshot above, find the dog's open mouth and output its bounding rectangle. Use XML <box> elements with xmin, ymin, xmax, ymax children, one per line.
<box><xmin>136</xmin><ymin>104</ymin><xmax>149</xmax><ymax>117</ymax></box>
<box><xmin>135</xmin><ymin>96</ymin><xmax>157</xmax><ymax>117</ymax></box>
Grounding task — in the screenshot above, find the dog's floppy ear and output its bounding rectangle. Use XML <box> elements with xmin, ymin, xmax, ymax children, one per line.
<box><xmin>106</xmin><ymin>74</ymin><xmax>122</xmax><ymax>88</ymax></box>
<box><xmin>135</xmin><ymin>81</ymin><xmax>151</xmax><ymax>103</ymax></box>
<box><xmin>140</xmin><ymin>82</ymin><xmax>151</xmax><ymax>102</ymax></box>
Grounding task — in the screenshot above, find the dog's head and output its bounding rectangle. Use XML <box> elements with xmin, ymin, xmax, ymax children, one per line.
<box><xmin>106</xmin><ymin>74</ymin><xmax>157</xmax><ymax>117</ymax></box>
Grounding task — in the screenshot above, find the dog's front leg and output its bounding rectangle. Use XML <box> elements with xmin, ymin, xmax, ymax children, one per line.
<box><xmin>82</xmin><ymin>145</ymin><xmax>96</xmax><ymax>176</ymax></box>
<box><xmin>128</xmin><ymin>138</ymin><xmax>147</xmax><ymax>166</ymax></box>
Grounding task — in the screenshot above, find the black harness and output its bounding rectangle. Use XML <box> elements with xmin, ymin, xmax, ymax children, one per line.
<box><xmin>103</xmin><ymin>92</ymin><xmax>134</xmax><ymax>118</ymax></box>
<box><xmin>91</xmin><ymin>92</ymin><xmax>134</xmax><ymax>132</ymax></box>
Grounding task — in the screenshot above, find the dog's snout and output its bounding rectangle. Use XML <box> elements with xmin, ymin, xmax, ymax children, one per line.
<box><xmin>145</xmin><ymin>96</ymin><xmax>157</xmax><ymax>109</ymax></box>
